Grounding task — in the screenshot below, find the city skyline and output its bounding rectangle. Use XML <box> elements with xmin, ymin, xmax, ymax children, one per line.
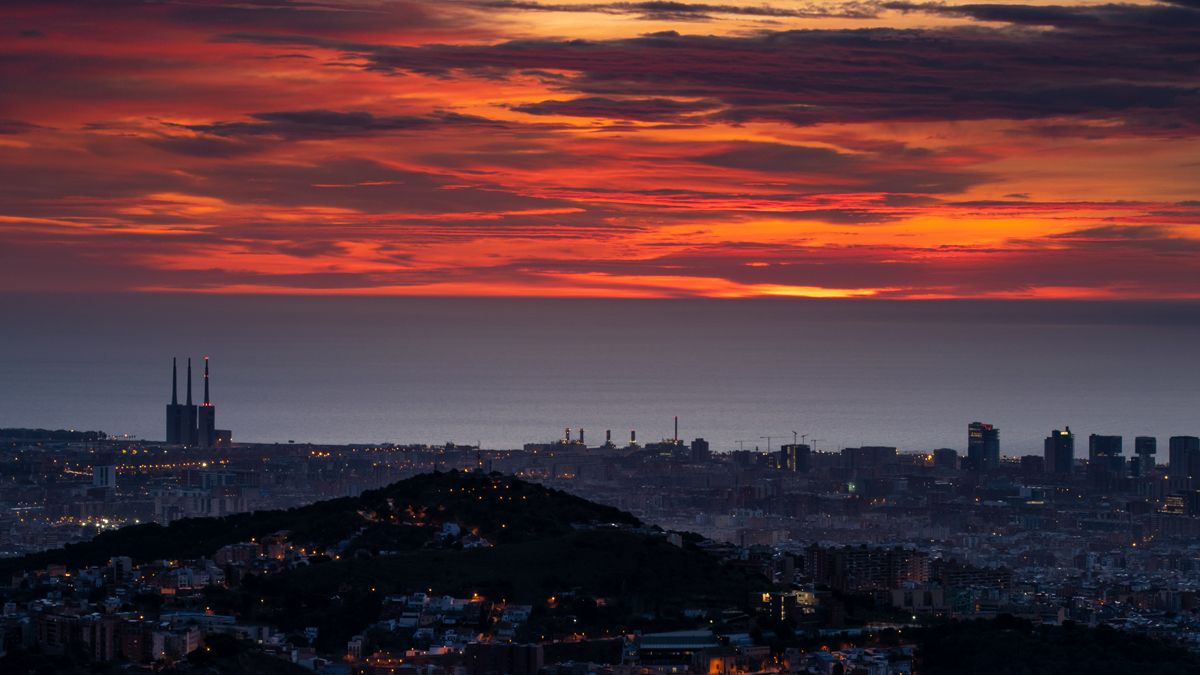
<box><xmin>38</xmin><ymin>351</ymin><xmax>1200</xmax><ymax>460</ymax></box>
<box><xmin>3</xmin><ymin>294</ymin><xmax>1197</xmax><ymax>452</ymax></box>
<box><xmin>4</xmin><ymin>2</ymin><xmax>1200</xmax><ymax>672</ymax></box>
<box><xmin>1</xmin><ymin>0</ymin><xmax>1198</xmax><ymax>299</ymax></box>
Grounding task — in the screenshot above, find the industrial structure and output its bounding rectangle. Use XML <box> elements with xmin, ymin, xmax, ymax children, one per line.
<box><xmin>165</xmin><ymin>357</ymin><xmax>229</xmax><ymax>447</ymax></box>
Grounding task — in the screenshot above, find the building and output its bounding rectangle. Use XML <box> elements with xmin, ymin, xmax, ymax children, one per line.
<box><xmin>1044</xmin><ymin>428</ymin><xmax>1074</xmax><ymax>476</ymax></box>
<box><xmin>932</xmin><ymin>448</ymin><xmax>958</xmax><ymax>470</ymax></box>
<box><xmin>1088</xmin><ymin>434</ymin><xmax>1124</xmax><ymax>488</ymax></box>
<box><xmin>807</xmin><ymin>544</ymin><xmax>929</xmax><ymax>593</ymax></box>
<box><xmin>842</xmin><ymin>446</ymin><xmax>898</xmax><ymax>472</ymax></box>
<box><xmin>92</xmin><ymin>463</ymin><xmax>116</xmax><ymax>490</ymax></box>
<box><xmin>967</xmin><ymin>422</ymin><xmax>1000</xmax><ymax>472</ymax></box>
<box><xmin>1133</xmin><ymin>436</ymin><xmax>1157</xmax><ymax>477</ymax></box>
<box><xmin>1020</xmin><ymin>455</ymin><xmax>1045</xmax><ymax>480</ymax></box>
<box><xmin>464</xmin><ymin>642</ymin><xmax>543</xmax><ymax>675</ymax></box>
<box><xmin>1169</xmin><ymin>436</ymin><xmax>1200</xmax><ymax>488</ymax></box>
<box><xmin>779</xmin><ymin>443</ymin><xmax>810</xmax><ymax>472</ymax></box>
<box><xmin>638</xmin><ymin>630</ymin><xmax>720</xmax><ymax>669</ymax></box>
<box><xmin>929</xmin><ymin>559</ymin><xmax>1013</xmax><ymax>589</ymax></box>
<box><xmin>690</xmin><ymin>437</ymin><xmax>711</xmax><ymax>463</ymax></box>
<box><xmin>165</xmin><ymin>356</ymin><xmax>224</xmax><ymax>447</ymax></box>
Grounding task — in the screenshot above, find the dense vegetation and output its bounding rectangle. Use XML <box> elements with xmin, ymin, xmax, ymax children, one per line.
<box><xmin>4</xmin><ymin>471</ymin><xmax>766</xmax><ymax>651</ymax></box>
<box><xmin>0</xmin><ymin>470</ymin><xmax>641</xmax><ymax>577</ymax></box>
<box><xmin>0</xmin><ymin>428</ymin><xmax>107</xmax><ymax>442</ymax></box>
<box><xmin>917</xmin><ymin>616</ymin><xmax>1200</xmax><ymax>675</ymax></box>
<box><xmin>0</xmin><ymin>635</ymin><xmax>309</xmax><ymax>675</ymax></box>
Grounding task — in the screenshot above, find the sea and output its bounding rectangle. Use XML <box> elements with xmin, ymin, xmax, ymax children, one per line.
<box><xmin>1</xmin><ymin>294</ymin><xmax>1198</xmax><ymax>456</ymax></box>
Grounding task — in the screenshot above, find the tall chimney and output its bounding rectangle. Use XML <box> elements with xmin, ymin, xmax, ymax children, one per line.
<box><xmin>606</xmin><ymin>429</ymin><xmax>612</xmax><ymax>443</ymax></box>
<box><xmin>631</xmin><ymin>430</ymin><xmax>636</xmax><ymax>444</ymax></box>
<box><xmin>579</xmin><ymin>428</ymin><xmax>584</xmax><ymax>445</ymax></box>
<box><xmin>674</xmin><ymin>416</ymin><xmax>678</xmax><ymax>442</ymax></box>
<box><xmin>203</xmin><ymin>356</ymin><xmax>210</xmax><ymax>406</ymax></box>
<box><xmin>186</xmin><ymin>357</ymin><xmax>193</xmax><ymax>406</ymax></box>
<box><xmin>171</xmin><ymin>357</ymin><xmax>178</xmax><ymax>405</ymax></box>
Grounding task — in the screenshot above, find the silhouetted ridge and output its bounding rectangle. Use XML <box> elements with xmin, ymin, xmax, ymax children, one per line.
<box><xmin>0</xmin><ymin>471</ymin><xmax>642</xmax><ymax>575</ymax></box>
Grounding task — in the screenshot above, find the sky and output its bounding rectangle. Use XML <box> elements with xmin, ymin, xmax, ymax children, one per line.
<box><xmin>4</xmin><ymin>295</ymin><xmax>1199</xmax><ymax>450</ymax></box>
<box><xmin>1</xmin><ymin>0</ymin><xmax>1199</xmax><ymax>299</ymax></box>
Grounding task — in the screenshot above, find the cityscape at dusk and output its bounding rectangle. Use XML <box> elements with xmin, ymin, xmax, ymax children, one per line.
<box><xmin>2</xmin><ymin>0</ymin><xmax>1200</xmax><ymax>673</ymax></box>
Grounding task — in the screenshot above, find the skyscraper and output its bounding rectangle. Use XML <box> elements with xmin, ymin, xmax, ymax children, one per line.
<box><xmin>1044</xmin><ymin>427</ymin><xmax>1074</xmax><ymax>476</ymax></box>
<box><xmin>1169</xmin><ymin>436</ymin><xmax>1200</xmax><ymax>489</ymax></box>
<box><xmin>197</xmin><ymin>356</ymin><xmax>216</xmax><ymax>447</ymax></box>
<box><xmin>967</xmin><ymin>422</ymin><xmax>1000</xmax><ymax>472</ymax></box>
<box><xmin>1088</xmin><ymin>434</ymin><xmax>1123</xmax><ymax>488</ymax></box>
<box><xmin>1133</xmin><ymin>436</ymin><xmax>1156</xmax><ymax>477</ymax></box>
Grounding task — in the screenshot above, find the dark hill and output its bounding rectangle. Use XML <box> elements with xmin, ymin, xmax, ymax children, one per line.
<box><xmin>3</xmin><ymin>471</ymin><xmax>768</xmax><ymax>650</ymax></box>
<box><xmin>1</xmin><ymin>470</ymin><xmax>641</xmax><ymax>576</ymax></box>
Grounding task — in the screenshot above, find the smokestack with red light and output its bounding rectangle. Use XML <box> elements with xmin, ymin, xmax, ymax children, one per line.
<box><xmin>197</xmin><ymin>356</ymin><xmax>217</xmax><ymax>447</ymax></box>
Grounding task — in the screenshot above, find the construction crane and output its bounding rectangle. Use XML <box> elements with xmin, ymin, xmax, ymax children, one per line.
<box><xmin>734</xmin><ymin>440</ymin><xmax>755</xmax><ymax>452</ymax></box>
<box><xmin>760</xmin><ymin>435</ymin><xmax>788</xmax><ymax>452</ymax></box>
<box><xmin>791</xmin><ymin>431</ymin><xmax>809</xmax><ymax>446</ymax></box>
<box><xmin>810</xmin><ymin>439</ymin><xmax>826</xmax><ymax>453</ymax></box>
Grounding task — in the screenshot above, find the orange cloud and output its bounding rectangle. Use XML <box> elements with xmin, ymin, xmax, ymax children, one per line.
<box><xmin>0</xmin><ymin>0</ymin><xmax>1197</xmax><ymax>298</ymax></box>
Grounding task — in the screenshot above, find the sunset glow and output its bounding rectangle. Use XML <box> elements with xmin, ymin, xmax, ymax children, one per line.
<box><xmin>2</xmin><ymin>0</ymin><xmax>1198</xmax><ymax>298</ymax></box>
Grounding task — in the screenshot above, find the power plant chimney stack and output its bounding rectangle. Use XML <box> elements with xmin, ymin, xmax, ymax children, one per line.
<box><xmin>197</xmin><ymin>356</ymin><xmax>217</xmax><ymax>447</ymax></box>
<box><xmin>579</xmin><ymin>428</ymin><xmax>584</xmax><ymax>445</ymax></box>
<box><xmin>606</xmin><ymin>429</ymin><xmax>612</xmax><ymax>443</ymax></box>
<box><xmin>674</xmin><ymin>416</ymin><xmax>679</xmax><ymax>442</ymax></box>
<box><xmin>631</xmin><ymin>429</ymin><xmax>637</xmax><ymax>445</ymax></box>
<box><xmin>180</xmin><ymin>357</ymin><xmax>198</xmax><ymax>445</ymax></box>
<box><xmin>166</xmin><ymin>358</ymin><xmax>183</xmax><ymax>444</ymax></box>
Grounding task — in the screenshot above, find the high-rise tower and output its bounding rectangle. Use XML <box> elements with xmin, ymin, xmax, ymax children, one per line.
<box><xmin>197</xmin><ymin>356</ymin><xmax>216</xmax><ymax>447</ymax></box>
<box><xmin>1088</xmin><ymin>434</ymin><xmax>1124</xmax><ymax>489</ymax></box>
<box><xmin>1133</xmin><ymin>436</ymin><xmax>1156</xmax><ymax>476</ymax></box>
<box><xmin>967</xmin><ymin>422</ymin><xmax>1000</xmax><ymax>472</ymax></box>
<box><xmin>1170</xmin><ymin>436</ymin><xmax>1200</xmax><ymax>489</ymax></box>
<box><xmin>1044</xmin><ymin>427</ymin><xmax>1075</xmax><ymax>476</ymax></box>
